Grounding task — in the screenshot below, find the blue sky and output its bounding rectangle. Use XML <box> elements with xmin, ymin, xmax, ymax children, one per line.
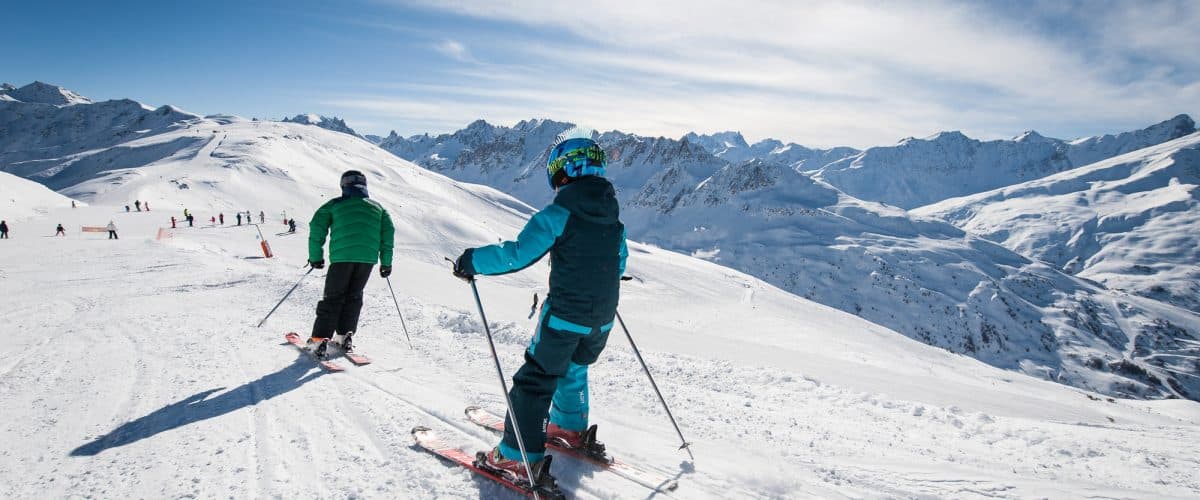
<box><xmin>3</xmin><ymin>0</ymin><xmax>1198</xmax><ymax>148</ymax></box>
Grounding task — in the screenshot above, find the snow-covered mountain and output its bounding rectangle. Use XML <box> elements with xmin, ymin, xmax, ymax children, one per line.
<box><xmin>0</xmin><ymin>83</ymin><xmax>202</xmax><ymax>189</ymax></box>
<box><xmin>812</xmin><ymin>115</ymin><xmax>1196</xmax><ymax>209</ymax></box>
<box><xmin>280</xmin><ymin>113</ymin><xmax>360</xmax><ymax>138</ymax></box>
<box><xmin>627</xmin><ymin>157</ymin><xmax>1200</xmax><ymax>401</ymax></box>
<box><xmin>0</xmin><ymin>80</ymin><xmax>93</xmax><ymax>106</ymax></box>
<box><xmin>684</xmin><ymin>130</ymin><xmax>860</xmax><ymax>168</ymax></box>
<box><xmin>3</xmin><ymin>86</ymin><xmax>1200</xmax><ymax>498</ymax></box>
<box><xmin>915</xmin><ymin>132</ymin><xmax>1200</xmax><ymax>315</ymax></box>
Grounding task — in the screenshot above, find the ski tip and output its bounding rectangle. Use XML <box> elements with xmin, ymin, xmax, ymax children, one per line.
<box><xmin>464</xmin><ymin>405</ymin><xmax>482</xmax><ymax>415</ymax></box>
<box><xmin>411</xmin><ymin>425</ymin><xmax>432</xmax><ymax>435</ymax></box>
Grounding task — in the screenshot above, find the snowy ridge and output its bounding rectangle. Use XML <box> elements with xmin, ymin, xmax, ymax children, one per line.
<box><xmin>0</xmin><ymin>86</ymin><xmax>202</xmax><ymax>189</ymax></box>
<box><xmin>684</xmin><ymin>130</ymin><xmax>860</xmax><ymax>169</ymax></box>
<box><xmin>813</xmin><ymin>115</ymin><xmax>1196</xmax><ymax>209</ymax></box>
<box><xmin>915</xmin><ymin>131</ymin><xmax>1200</xmax><ymax>315</ymax></box>
<box><xmin>280</xmin><ymin>113</ymin><xmax>361</xmax><ymax>138</ymax></box>
<box><xmin>626</xmin><ymin>157</ymin><xmax>1200</xmax><ymax>401</ymax></box>
<box><xmin>2</xmin><ymin>92</ymin><xmax>1200</xmax><ymax>497</ymax></box>
<box><xmin>0</xmin><ymin>81</ymin><xmax>93</xmax><ymax>106</ymax></box>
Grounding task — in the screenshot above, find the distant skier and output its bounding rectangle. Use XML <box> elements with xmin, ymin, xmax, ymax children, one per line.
<box><xmin>56</xmin><ymin>224</ymin><xmax>65</xmax><ymax>236</ymax></box>
<box><xmin>145</xmin><ymin>201</ymin><xmax>150</xmax><ymax>211</ymax></box>
<box><xmin>0</xmin><ymin>220</ymin><xmax>8</xmax><ymax>239</ymax></box>
<box><xmin>452</xmin><ymin>128</ymin><xmax>627</xmax><ymax>482</ymax></box>
<box><xmin>171</xmin><ymin>216</ymin><xmax>177</xmax><ymax>229</ymax></box>
<box><xmin>306</xmin><ymin>170</ymin><xmax>395</xmax><ymax>358</ymax></box>
<box><xmin>288</xmin><ymin>218</ymin><xmax>296</xmax><ymax>233</ymax></box>
<box><xmin>259</xmin><ymin>211</ymin><xmax>265</xmax><ymax>224</ymax></box>
<box><xmin>71</xmin><ymin>200</ymin><xmax>76</xmax><ymax>209</ymax></box>
<box><xmin>219</xmin><ymin>213</ymin><xmax>224</xmax><ymax>225</ymax></box>
<box><xmin>211</xmin><ymin>216</ymin><xmax>216</xmax><ymax>225</ymax></box>
<box><xmin>236</xmin><ymin>213</ymin><xmax>242</xmax><ymax>226</ymax></box>
<box><xmin>125</xmin><ymin>205</ymin><xmax>130</xmax><ymax>212</ymax></box>
<box><xmin>135</xmin><ymin>200</ymin><xmax>141</xmax><ymax>211</ymax></box>
<box><xmin>187</xmin><ymin>214</ymin><xmax>194</xmax><ymax>227</ymax></box>
<box><xmin>106</xmin><ymin>221</ymin><xmax>119</xmax><ymax>240</ymax></box>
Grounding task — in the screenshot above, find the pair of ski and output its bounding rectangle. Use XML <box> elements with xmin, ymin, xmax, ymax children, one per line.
<box><xmin>284</xmin><ymin>332</ymin><xmax>371</xmax><ymax>371</ymax></box>
<box><xmin>413</xmin><ymin>406</ymin><xmax>680</xmax><ymax>498</ymax></box>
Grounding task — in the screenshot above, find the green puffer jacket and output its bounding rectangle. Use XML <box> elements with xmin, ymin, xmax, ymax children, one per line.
<box><xmin>308</xmin><ymin>196</ymin><xmax>395</xmax><ymax>266</ymax></box>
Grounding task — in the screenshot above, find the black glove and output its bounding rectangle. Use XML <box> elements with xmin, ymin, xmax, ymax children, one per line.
<box><xmin>309</xmin><ymin>259</ymin><xmax>325</xmax><ymax>269</ymax></box>
<box><xmin>452</xmin><ymin>250</ymin><xmax>476</xmax><ymax>281</ymax></box>
<box><xmin>380</xmin><ymin>265</ymin><xmax>392</xmax><ymax>278</ymax></box>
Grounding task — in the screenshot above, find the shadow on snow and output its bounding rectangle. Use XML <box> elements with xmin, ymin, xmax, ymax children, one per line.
<box><xmin>70</xmin><ymin>354</ymin><xmax>325</xmax><ymax>457</ymax></box>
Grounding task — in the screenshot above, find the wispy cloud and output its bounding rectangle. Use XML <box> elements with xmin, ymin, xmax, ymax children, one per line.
<box><xmin>433</xmin><ymin>39</ymin><xmax>470</xmax><ymax>62</ymax></box>
<box><xmin>350</xmin><ymin>0</ymin><xmax>1200</xmax><ymax>147</ymax></box>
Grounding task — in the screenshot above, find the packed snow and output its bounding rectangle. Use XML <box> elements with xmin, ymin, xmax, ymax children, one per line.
<box><xmin>0</xmin><ymin>170</ymin><xmax>79</xmax><ymax>221</ymax></box>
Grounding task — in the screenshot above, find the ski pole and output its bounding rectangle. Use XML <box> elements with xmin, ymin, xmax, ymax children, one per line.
<box><xmin>256</xmin><ymin>266</ymin><xmax>314</xmax><ymax>328</ymax></box>
<box><xmin>385</xmin><ymin>276</ymin><xmax>413</xmax><ymax>349</ymax></box>
<box><xmin>466</xmin><ymin>276</ymin><xmax>540</xmax><ymax>496</ymax></box>
<box><xmin>616</xmin><ymin>310</ymin><xmax>695</xmax><ymax>461</ymax></box>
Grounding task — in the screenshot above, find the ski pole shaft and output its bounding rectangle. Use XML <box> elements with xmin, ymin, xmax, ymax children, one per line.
<box><xmin>616</xmin><ymin>310</ymin><xmax>694</xmax><ymax>461</ymax></box>
<box><xmin>257</xmin><ymin>267</ymin><xmax>314</xmax><ymax>328</ymax></box>
<box><xmin>469</xmin><ymin>279</ymin><xmax>539</xmax><ymax>497</ymax></box>
<box><xmin>385</xmin><ymin>276</ymin><xmax>413</xmax><ymax>349</ymax></box>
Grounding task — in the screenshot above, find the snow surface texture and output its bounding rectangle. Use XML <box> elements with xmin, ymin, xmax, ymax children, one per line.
<box><xmin>915</xmin><ymin>132</ymin><xmax>1200</xmax><ymax>315</ymax></box>
<box><xmin>375</xmin><ymin>115</ymin><xmax>1200</xmax><ymax>402</ymax></box>
<box><xmin>2</xmin><ymin>113</ymin><xmax>1200</xmax><ymax>499</ymax></box>
<box><xmin>280</xmin><ymin>113</ymin><xmax>361</xmax><ymax>138</ymax></box>
<box><xmin>0</xmin><ymin>170</ymin><xmax>79</xmax><ymax>221</ymax></box>
<box><xmin>813</xmin><ymin>115</ymin><xmax>1196</xmax><ymax>209</ymax></box>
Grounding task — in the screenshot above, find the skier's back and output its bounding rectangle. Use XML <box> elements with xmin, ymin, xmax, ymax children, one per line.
<box><xmin>453</xmin><ymin>128</ymin><xmax>627</xmax><ymax>482</ymax></box>
<box><xmin>306</xmin><ymin>170</ymin><xmax>395</xmax><ymax>357</ymax></box>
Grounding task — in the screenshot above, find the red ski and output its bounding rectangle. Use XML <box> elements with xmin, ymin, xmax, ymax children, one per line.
<box><xmin>411</xmin><ymin>426</ymin><xmax>565</xmax><ymax>499</ymax></box>
<box><xmin>284</xmin><ymin>332</ymin><xmax>344</xmax><ymax>372</ymax></box>
<box><xmin>465</xmin><ymin>406</ymin><xmax>680</xmax><ymax>493</ymax></box>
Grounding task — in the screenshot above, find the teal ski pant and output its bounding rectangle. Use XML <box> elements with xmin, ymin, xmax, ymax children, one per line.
<box><xmin>499</xmin><ymin>300</ymin><xmax>612</xmax><ymax>463</ymax></box>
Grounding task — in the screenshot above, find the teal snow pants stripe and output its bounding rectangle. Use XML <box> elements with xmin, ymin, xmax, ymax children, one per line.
<box><xmin>499</xmin><ymin>300</ymin><xmax>612</xmax><ymax>463</ymax></box>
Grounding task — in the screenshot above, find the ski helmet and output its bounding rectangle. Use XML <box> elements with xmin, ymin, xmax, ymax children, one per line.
<box><xmin>546</xmin><ymin>127</ymin><xmax>606</xmax><ymax>189</ymax></box>
<box><xmin>341</xmin><ymin>169</ymin><xmax>367</xmax><ymax>188</ymax></box>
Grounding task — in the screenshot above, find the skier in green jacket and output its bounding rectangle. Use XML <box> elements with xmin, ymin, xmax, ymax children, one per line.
<box><xmin>307</xmin><ymin>170</ymin><xmax>395</xmax><ymax>357</ymax></box>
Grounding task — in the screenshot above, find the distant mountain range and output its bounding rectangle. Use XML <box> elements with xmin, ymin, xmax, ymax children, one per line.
<box><xmin>2</xmin><ymin>81</ymin><xmax>1198</xmax><ymax>401</ymax></box>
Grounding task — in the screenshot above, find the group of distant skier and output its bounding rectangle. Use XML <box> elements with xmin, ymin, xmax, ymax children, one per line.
<box><xmin>300</xmin><ymin>129</ymin><xmax>625</xmax><ymax>487</ymax></box>
<box><xmin>124</xmin><ymin>200</ymin><xmax>150</xmax><ymax>212</ymax></box>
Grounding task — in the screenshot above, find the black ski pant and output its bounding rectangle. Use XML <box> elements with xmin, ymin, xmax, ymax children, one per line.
<box><xmin>501</xmin><ymin>299</ymin><xmax>611</xmax><ymax>462</ymax></box>
<box><xmin>311</xmin><ymin>262</ymin><xmax>373</xmax><ymax>339</ymax></box>
<box><xmin>108</xmin><ymin>231</ymin><xmax>118</xmax><ymax>239</ymax></box>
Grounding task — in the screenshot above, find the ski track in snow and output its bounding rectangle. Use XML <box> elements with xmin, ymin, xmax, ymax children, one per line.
<box><xmin>2</xmin><ymin>201</ymin><xmax>1200</xmax><ymax>498</ymax></box>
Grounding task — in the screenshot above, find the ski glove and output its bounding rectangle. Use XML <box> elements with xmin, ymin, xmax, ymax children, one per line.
<box><xmin>380</xmin><ymin>265</ymin><xmax>392</xmax><ymax>278</ymax></box>
<box><xmin>309</xmin><ymin>259</ymin><xmax>325</xmax><ymax>270</ymax></box>
<box><xmin>452</xmin><ymin>250</ymin><xmax>476</xmax><ymax>281</ymax></box>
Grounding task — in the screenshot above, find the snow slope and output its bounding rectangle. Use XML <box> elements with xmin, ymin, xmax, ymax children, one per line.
<box><xmin>2</xmin><ymin>121</ymin><xmax>1199</xmax><ymax>498</ymax></box>
<box><xmin>0</xmin><ymin>170</ymin><xmax>79</xmax><ymax>221</ymax></box>
<box><xmin>915</xmin><ymin>132</ymin><xmax>1200</xmax><ymax>314</ymax></box>
<box><xmin>813</xmin><ymin>115</ymin><xmax>1196</xmax><ymax>209</ymax></box>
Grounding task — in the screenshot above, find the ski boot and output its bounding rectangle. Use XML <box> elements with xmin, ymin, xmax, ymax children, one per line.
<box><xmin>547</xmin><ymin>423</ymin><xmax>608</xmax><ymax>461</ymax></box>
<box><xmin>340</xmin><ymin>331</ymin><xmax>355</xmax><ymax>353</ymax></box>
<box><xmin>306</xmin><ymin>337</ymin><xmax>330</xmax><ymax>359</ymax></box>
<box><xmin>475</xmin><ymin>447</ymin><xmax>564</xmax><ymax>499</ymax></box>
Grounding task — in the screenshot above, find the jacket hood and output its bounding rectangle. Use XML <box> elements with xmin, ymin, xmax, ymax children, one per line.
<box><xmin>553</xmin><ymin>176</ymin><xmax>620</xmax><ymax>224</ymax></box>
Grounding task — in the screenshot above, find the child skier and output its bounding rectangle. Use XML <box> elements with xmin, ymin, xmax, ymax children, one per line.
<box><xmin>307</xmin><ymin>170</ymin><xmax>395</xmax><ymax>358</ymax></box>
<box><xmin>56</xmin><ymin>224</ymin><xmax>65</xmax><ymax>236</ymax></box>
<box><xmin>0</xmin><ymin>220</ymin><xmax>9</xmax><ymax>239</ymax></box>
<box><xmin>106</xmin><ymin>221</ymin><xmax>118</xmax><ymax>240</ymax></box>
<box><xmin>453</xmin><ymin>128</ymin><xmax>627</xmax><ymax>483</ymax></box>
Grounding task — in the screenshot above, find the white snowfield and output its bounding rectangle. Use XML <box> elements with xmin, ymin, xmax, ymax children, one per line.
<box><xmin>0</xmin><ymin>170</ymin><xmax>80</xmax><ymax>221</ymax></box>
<box><xmin>1</xmin><ymin>117</ymin><xmax>1200</xmax><ymax>499</ymax></box>
<box><xmin>915</xmin><ymin>131</ymin><xmax>1200</xmax><ymax>315</ymax></box>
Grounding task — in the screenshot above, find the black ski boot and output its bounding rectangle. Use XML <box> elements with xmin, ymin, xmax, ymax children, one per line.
<box><xmin>307</xmin><ymin>337</ymin><xmax>330</xmax><ymax>359</ymax></box>
<box><xmin>342</xmin><ymin>331</ymin><xmax>355</xmax><ymax>353</ymax></box>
